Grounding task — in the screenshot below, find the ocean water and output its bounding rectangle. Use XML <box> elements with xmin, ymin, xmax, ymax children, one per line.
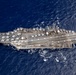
<box><xmin>0</xmin><ymin>0</ymin><xmax>76</xmax><ymax>75</ymax></box>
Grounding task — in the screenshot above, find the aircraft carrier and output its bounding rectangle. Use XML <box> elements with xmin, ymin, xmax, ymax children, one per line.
<box><xmin>0</xmin><ymin>26</ymin><xmax>76</xmax><ymax>50</ymax></box>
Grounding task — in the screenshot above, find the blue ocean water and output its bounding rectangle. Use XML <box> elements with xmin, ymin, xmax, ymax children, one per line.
<box><xmin>0</xmin><ymin>0</ymin><xmax>76</xmax><ymax>75</ymax></box>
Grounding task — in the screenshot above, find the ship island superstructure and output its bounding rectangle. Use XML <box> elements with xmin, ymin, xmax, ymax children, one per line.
<box><xmin>0</xmin><ymin>26</ymin><xmax>76</xmax><ymax>50</ymax></box>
